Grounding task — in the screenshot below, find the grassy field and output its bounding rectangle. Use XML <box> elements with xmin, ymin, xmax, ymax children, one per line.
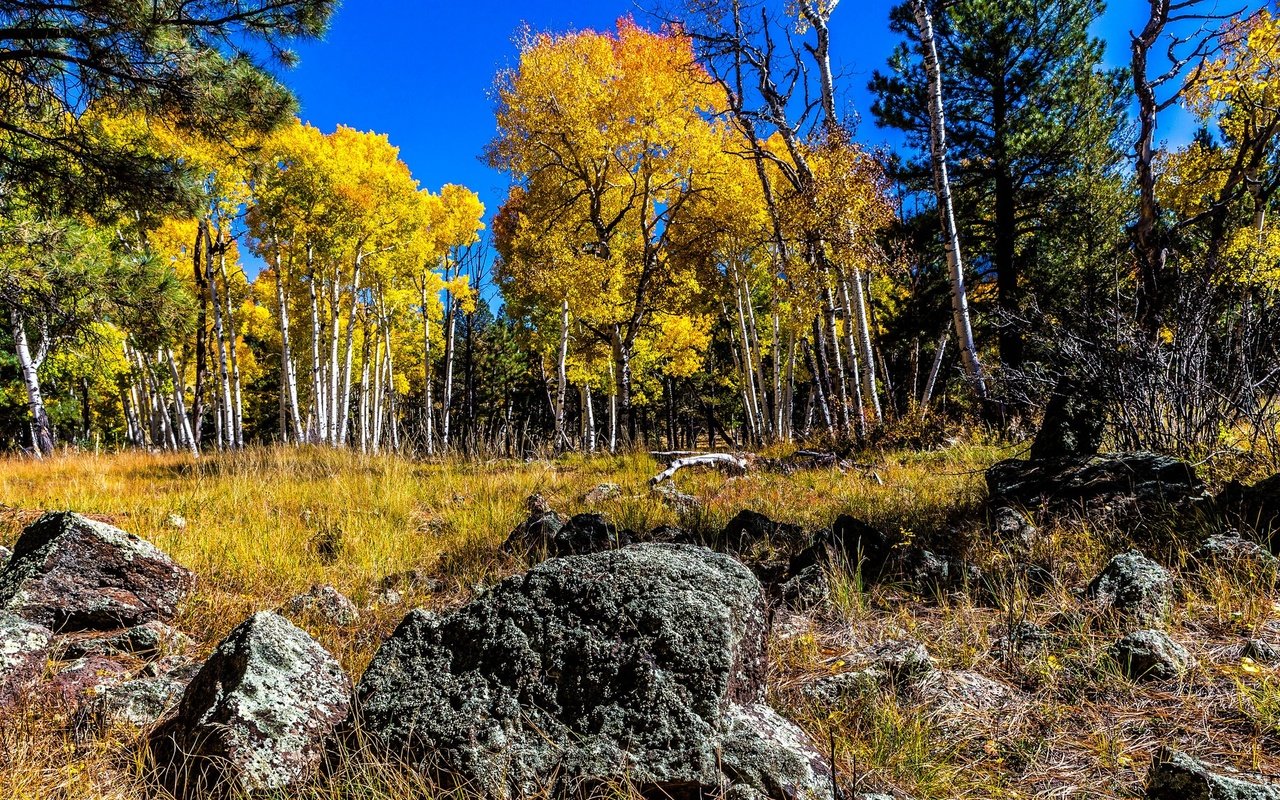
<box><xmin>0</xmin><ymin>444</ymin><xmax>1276</xmax><ymax>799</ymax></box>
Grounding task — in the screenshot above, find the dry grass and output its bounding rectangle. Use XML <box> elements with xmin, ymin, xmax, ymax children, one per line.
<box><xmin>0</xmin><ymin>443</ymin><xmax>1276</xmax><ymax>799</ymax></box>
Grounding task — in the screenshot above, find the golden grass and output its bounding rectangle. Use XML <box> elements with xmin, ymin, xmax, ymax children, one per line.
<box><xmin>0</xmin><ymin>443</ymin><xmax>1276</xmax><ymax>799</ymax></box>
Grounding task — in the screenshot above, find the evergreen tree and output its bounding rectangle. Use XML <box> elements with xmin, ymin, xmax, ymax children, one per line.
<box><xmin>870</xmin><ymin>0</ymin><xmax>1129</xmax><ymax>372</ymax></box>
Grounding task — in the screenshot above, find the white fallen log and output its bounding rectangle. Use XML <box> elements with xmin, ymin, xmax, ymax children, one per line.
<box><xmin>649</xmin><ymin>453</ymin><xmax>749</xmax><ymax>485</ymax></box>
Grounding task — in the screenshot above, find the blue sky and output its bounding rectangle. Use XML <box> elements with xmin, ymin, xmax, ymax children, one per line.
<box><xmin>267</xmin><ymin>0</ymin><xmax>1185</xmax><ymax>258</ymax></box>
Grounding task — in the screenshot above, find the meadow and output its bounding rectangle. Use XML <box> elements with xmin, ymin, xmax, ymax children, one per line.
<box><xmin>0</xmin><ymin>444</ymin><xmax>1275</xmax><ymax>799</ymax></box>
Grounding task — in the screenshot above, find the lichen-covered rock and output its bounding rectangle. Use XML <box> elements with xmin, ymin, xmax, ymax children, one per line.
<box><xmin>916</xmin><ymin>669</ymin><xmax>1021</xmax><ymax>719</ymax></box>
<box><xmin>986</xmin><ymin>452</ymin><xmax>1208</xmax><ymax>519</ymax></box>
<box><xmin>0</xmin><ymin>612</ymin><xmax>51</xmax><ymax>704</ymax></box>
<box><xmin>48</xmin><ymin>655</ymin><xmax>133</xmax><ymax>704</ymax></box>
<box><xmin>0</xmin><ymin>545</ymin><xmax>11</xmax><ymax>567</ymax></box>
<box><xmin>0</xmin><ymin>512</ymin><xmax>193</xmax><ymax>632</ymax></box>
<box><xmin>1146</xmin><ymin>747</ymin><xmax>1280</xmax><ymax>799</ymax></box>
<box><xmin>1086</xmin><ymin>550</ymin><xmax>1174</xmax><ymax>626</ymax></box>
<box><xmin>1111</xmin><ymin>630</ymin><xmax>1192</xmax><ymax>681</ymax></box>
<box><xmin>356</xmin><ymin>544</ymin><xmax>832</xmax><ymax>800</ymax></box>
<box><xmin>87</xmin><ymin>675</ymin><xmax>187</xmax><ymax>730</ymax></box>
<box><xmin>280</xmin><ymin>584</ymin><xmax>359</xmax><ymax>626</ymax></box>
<box><xmin>1194</xmin><ymin>533</ymin><xmax>1280</xmax><ymax>575</ymax></box>
<box><xmin>56</xmin><ymin>621</ymin><xmax>192</xmax><ymax>661</ymax></box>
<box><xmin>150</xmin><ymin>611</ymin><xmax>351</xmax><ymax>798</ymax></box>
<box><xmin>992</xmin><ymin>505</ymin><xmax>1038</xmax><ymax>547</ymax></box>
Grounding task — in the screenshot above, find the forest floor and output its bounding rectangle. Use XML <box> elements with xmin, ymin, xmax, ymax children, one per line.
<box><xmin>0</xmin><ymin>443</ymin><xmax>1276</xmax><ymax>799</ymax></box>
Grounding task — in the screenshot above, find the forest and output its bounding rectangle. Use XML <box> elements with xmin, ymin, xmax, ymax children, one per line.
<box><xmin>4</xmin><ymin>0</ymin><xmax>1278</xmax><ymax>464</ymax></box>
<box><xmin>7</xmin><ymin>3</ymin><xmax>1280</xmax><ymax>800</ymax></box>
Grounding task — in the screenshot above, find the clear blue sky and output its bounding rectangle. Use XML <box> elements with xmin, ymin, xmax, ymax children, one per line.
<box><xmin>264</xmin><ymin>0</ymin><xmax>1186</xmax><ymax>266</ymax></box>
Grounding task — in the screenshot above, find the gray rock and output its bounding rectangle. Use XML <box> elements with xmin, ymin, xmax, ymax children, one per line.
<box><xmin>1086</xmin><ymin>550</ymin><xmax>1174</xmax><ymax>626</ymax></box>
<box><xmin>721</xmin><ymin>510</ymin><xmax>804</xmax><ymax>556</ymax></box>
<box><xmin>866</xmin><ymin>640</ymin><xmax>934</xmax><ymax>683</ymax></box>
<box><xmin>281</xmin><ymin>584</ymin><xmax>359</xmax><ymax>626</ymax></box>
<box><xmin>916</xmin><ymin>669</ymin><xmax>1020</xmax><ymax>719</ymax></box>
<box><xmin>779</xmin><ymin>564</ymin><xmax>830</xmax><ymax>611</ymax></box>
<box><xmin>801</xmin><ymin>669</ymin><xmax>883</xmax><ymax>704</ymax></box>
<box><xmin>0</xmin><ymin>545</ymin><xmax>11</xmax><ymax>567</ymax></box>
<box><xmin>1243</xmin><ymin>639</ymin><xmax>1280</xmax><ymax>665</ymax></box>
<box><xmin>1146</xmin><ymin>747</ymin><xmax>1280</xmax><ymax>799</ymax></box>
<box><xmin>1111</xmin><ymin>629</ymin><xmax>1193</xmax><ymax>681</ymax></box>
<box><xmin>987</xmin><ymin>452</ymin><xmax>1208</xmax><ymax>518</ymax></box>
<box><xmin>652</xmin><ymin>481</ymin><xmax>702</xmax><ymax>514</ymax></box>
<box><xmin>356</xmin><ymin>544</ymin><xmax>832</xmax><ymax>800</ymax></box>
<box><xmin>150</xmin><ymin>611</ymin><xmax>351</xmax><ymax>797</ymax></box>
<box><xmin>165</xmin><ymin>514</ymin><xmax>187</xmax><ymax>530</ymax></box>
<box><xmin>0</xmin><ymin>511</ymin><xmax>193</xmax><ymax>632</ymax></box>
<box><xmin>56</xmin><ymin>620</ymin><xmax>193</xmax><ymax>661</ymax></box>
<box><xmin>88</xmin><ymin>675</ymin><xmax>187</xmax><ymax>729</ymax></box>
<box><xmin>992</xmin><ymin>505</ymin><xmax>1038</xmax><ymax>547</ymax></box>
<box><xmin>1195</xmin><ymin>533</ymin><xmax>1280</xmax><ymax>574</ymax></box>
<box><xmin>0</xmin><ymin>612</ymin><xmax>51</xmax><ymax>704</ymax></box>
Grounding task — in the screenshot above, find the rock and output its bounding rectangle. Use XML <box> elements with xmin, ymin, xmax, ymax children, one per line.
<box><xmin>1146</xmin><ymin>747</ymin><xmax>1280</xmax><ymax>799</ymax></box>
<box><xmin>0</xmin><ymin>545</ymin><xmax>11</xmax><ymax>567</ymax></box>
<box><xmin>0</xmin><ymin>511</ymin><xmax>194</xmax><ymax>632</ymax></box>
<box><xmin>1029</xmin><ymin>376</ymin><xmax>1106</xmax><ymax>461</ymax></box>
<box><xmin>721</xmin><ymin>510</ymin><xmax>804</xmax><ymax>556</ymax></box>
<box><xmin>790</xmin><ymin>515</ymin><xmax>897</xmax><ymax>580</ymax></box>
<box><xmin>801</xmin><ymin>669</ymin><xmax>882</xmax><ymax>704</ymax></box>
<box><xmin>583</xmin><ymin>482</ymin><xmax>621</xmax><ymax>503</ymax></box>
<box><xmin>369</xmin><ymin>587</ymin><xmax>403</xmax><ymax>607</ymax></box>
<box><xmin>866</xmin><ymin>640</ymin><xmax>935</xmax><ymax>683</ymax></box>
<box><xmin>1085</xmin><ymin>550</ymin><xmax>1174</xmax><ymax>626</ymax></box>
<box><xmin>56</xmin><ymin>621</ymin><xmax>192</xmax><ymax>661</ymax></box>
<box><xmin>1111</xmin><ymin>629</ymin><xmax>1192</xmax><ymax>681</ymax></box>
<box><xmin>281</xmin><ymin>584</ymin><xmax>359</xmax><ymax>626</ymax></box>
<box><xmin>986</xmin><ymin>452</ymin><xmax>1208</xmax><ymax>519</ymax></box>
<box><xmin>1218</xmin><ymin>473</ymin><xmax>1280</xmax><ymax>546</ymax></box>
<box><xmin>645</xmin><ymin>524</ymin><xmax>695</xmax><ymax>545</ymax></box>
<box><xmin>916</xmin><ymin>669</ymin><xmax>1021</xmax><ymax>724</ymax></box>
<box><xmin>356</xmin><ymin>544</ymin><xmax>832</xmax><ymax>800</ymax></box>
<box><xmin>779</xmin><ymin>564</ymin><xmax>830</xmax><ymax>611</ymax></box>
<box><xmin>150</xmin><ymin>611</ymin><xmax>351</xmax><ymax>797</ymax></box>
<box><xmin>501</xmin><ymin>504</ymin><xmax>567</xmax><ymax>556</ymax></box>
<box><xmin>48</xmin><ymin>655</ymin><xmax>133</xmax><ymax>704</ymax></box>
<box><xmin>551</xmin><ymin>512</ymin><xmax>639</xmax><ymax>556</ymax></box>
<box><xmin>652</xmin><ymin>481</ymin><xmax>702</xmax><ymax>514</ymax></box>
<box><xmin>165</xmin><ymin>514</ymin><xmax>187</xmax><ymax>530</ymax></box>
<box><xmin>87</xmin><ymin>675</ymin><xmax>187</xmax><ymax>730</ymax></box>
<box><xmin>1194</xmin><ymin>533</ymin><xmax>1280</xmax><ymax>575</ymax></box>
<box><xmin>993</xmin><ymin>621</ymin><xmax>1054</xmax><ymax>658</ymax></box>
<box><xmin>0</xmin><ymin>612</ymin><xmax>51</xmax><ymax>704</ymax></box>
<box><xmin>992</xmin><ymin>505</ymin><xmax>1038</xmax><ymax>547</ymax></box>
<box><xmin>1243</xmin><ymin>639</ymin><xmax>1280</xmax><ymax>664</ymax></box>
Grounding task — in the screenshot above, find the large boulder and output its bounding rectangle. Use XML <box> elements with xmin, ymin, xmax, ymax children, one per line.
<box><xmin>1146</xmin><ymin>748</ymin><xmax>1280</xmax><ymax>799</ymax></box>
<box><xmin>0</xmin><ymin>612</ymin><xmax>51</xmax><ymax>705</ymax></box>
<box><xmin>986</xmin><ymin>452</ymin><xmax>1208</xmax><ymax>519</ymax></box>
<box><xmin>0</xmin><ymin>512</ymin><xmax>193</xmax><ymax>632</ymax></box>
<box><xmin>1085</xmin><ymin>550</ymin><xmax>1174</xmax><ymax>626</ymax></box>
<box><xmin>356</xmin><ymin>544</ymin><xmax>832</xmax><ymax>800</ymax></box>
<box><xmin>150</xmin><ymin>612</ymin><xmax>351</xmax><ymax>798</ymax></box>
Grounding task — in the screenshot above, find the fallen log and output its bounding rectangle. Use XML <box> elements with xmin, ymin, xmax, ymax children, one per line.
<box><xmin>649</xmin><ymin>453</ymin><xmax>749</xmax><ymax>485</ymax></box>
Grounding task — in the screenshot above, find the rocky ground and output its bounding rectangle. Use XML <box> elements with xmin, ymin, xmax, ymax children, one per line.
<box><xmin>0</xmin><ymin>445</ymin><xmax>1278</xmax><ymax>799</ymax></box>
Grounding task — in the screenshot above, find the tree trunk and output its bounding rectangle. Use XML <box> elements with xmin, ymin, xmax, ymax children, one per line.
<box><xmin>307</xmin><ymin>250</ymin><xmax>325</xmax><ymax>443</ymax></box>
<box><xmin>166</xmin><ymin>347</ymin><xmax>199</xmax><ymax>457</ymax></box>
<box><xmin>9</xmin><ymin>307</ymin><xmax>54</xmax><ymax>457</ymax></box>
<box><xmin>273</xmin><ymin>251</ymin><xmax>304</xmax><ymax>442</ymax></box>
<box><xmin>553</xmin><ymin>299</ymin><xmax>570</xmax><ymax>451</ymax></box>
<box><xmin>913</xmin><ymin>0</ymin><xmax>988</xmax><ymax>399</ymax></box>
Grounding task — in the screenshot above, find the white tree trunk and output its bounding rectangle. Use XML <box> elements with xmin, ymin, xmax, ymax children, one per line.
<box><xmin>913</xmin><ymin>0</ymin><xmax>988</xmax><ymax>398</ymax></box>
<box><xmin>9</xmin><ymin>307</ymin><xmax>54</xmax><ymax>457</ymax></box>
<box><xmin>273</xmin><ymin>251</ymin><xmax>305</xmax><ymax>442</ymax></box>
<box><xmin>554</xmin><ymin>299</ymin><xmax>570</xmax><ymax>451</ymax></box>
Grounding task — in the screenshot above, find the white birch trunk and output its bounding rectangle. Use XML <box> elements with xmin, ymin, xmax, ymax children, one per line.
<box><xmin>913</xmin><ymin>0</ymin><xmax>988</xmax><ymax>398</ymax></box>
<box><xmin>10</xmin><ymin>307</ymin><xmax>55</xmax><ymax>457</ymax></box>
